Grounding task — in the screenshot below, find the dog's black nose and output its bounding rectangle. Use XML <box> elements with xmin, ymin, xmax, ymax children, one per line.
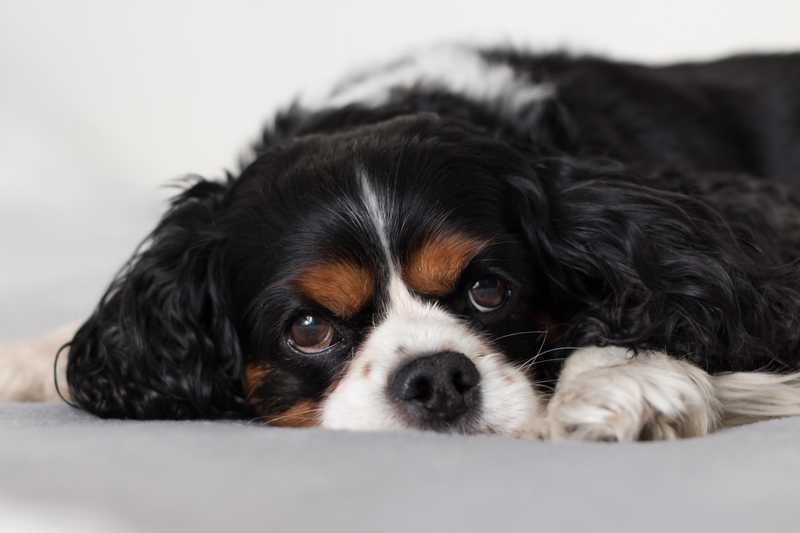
<box><xmin>388</xmin><ymin>351</ymin><xmax>481</xmax><ymax>429</ymax></box>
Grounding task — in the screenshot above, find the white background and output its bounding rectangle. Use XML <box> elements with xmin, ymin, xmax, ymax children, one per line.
<box><xmin>1</xmin><ymin>0</ymin><xmax>799</xmax><ymax>338</ymax></box>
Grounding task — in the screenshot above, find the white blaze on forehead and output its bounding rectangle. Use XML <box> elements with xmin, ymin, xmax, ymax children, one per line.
<box><xmin>302</xmin><ymin>44</ymin><xmax>555</xmax><ymax>115</ymax></box>
<box><xmin>358</xmin><ymin>167</ymin><xmax>393</xmax><ymax>266</ymax></box>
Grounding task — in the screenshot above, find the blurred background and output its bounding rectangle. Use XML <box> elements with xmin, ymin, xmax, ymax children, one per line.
<box><xmin>1</xmin><ymin>0</ymin><xmax>799</xmax><ymax>339</ymax></box>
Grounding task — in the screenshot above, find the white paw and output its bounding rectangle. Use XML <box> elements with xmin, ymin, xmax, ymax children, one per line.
<box><xmin>546</xmin><ymin>349</ymin><xmax>720</xmax><ymax>442</ymax></box>
<box><xmin>0</xmin><ymin>324</ymin><xmax>74</xmax><ymax>402</ymax></box>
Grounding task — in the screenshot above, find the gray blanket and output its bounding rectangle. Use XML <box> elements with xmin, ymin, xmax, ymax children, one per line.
<box><xmin>1</xmin><ymin>403</ymin><xmax>798</xmax><ymax>532</ymax></box>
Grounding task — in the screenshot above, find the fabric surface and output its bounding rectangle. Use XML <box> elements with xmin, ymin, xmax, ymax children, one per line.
<box><xmin>1</xmin><ymin>403</ymin><xmax>798</xmax><ymax>532</ymax></box>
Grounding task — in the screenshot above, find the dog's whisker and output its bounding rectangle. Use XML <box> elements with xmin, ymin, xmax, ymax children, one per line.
<box><xmin>491</xmin><ymin>330</ymin><xmax>548</xmax><ymax>342</ymax></box>
<box><xmin>515</xmin><ymin>329</ymin><xmax>553</xmax><ymax>371</ymax></box>
<box><xmin>519</xmin><ymin>355</ymin><xmax>571</xmax><ymax>371</ymax></box>
<box><xmin>479</xmin><ymin>351</ymin><xmax>503</xmax><ymax>358</ymax></box>
<box><xmin>516</xmin><ymin>346</ymin><xmax>581</xmax><ymax>371</ymax></box>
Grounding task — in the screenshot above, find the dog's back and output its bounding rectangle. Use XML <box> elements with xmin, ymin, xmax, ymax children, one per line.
<box><xmin>476</xmin><ymin>50</ymin><xmax>800</xmax><ymax>180</ymax></box>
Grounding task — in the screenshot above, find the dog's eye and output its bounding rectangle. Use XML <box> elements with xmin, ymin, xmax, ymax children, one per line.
<box><xmin>468</xmin><ymin>276</ymin><xmax>510</xmax><ymax>312</ymax></box>
<box><xmin>287</xmin><ymin>315</ymin><xmax>336</xmax><ymax>354</ymax></box>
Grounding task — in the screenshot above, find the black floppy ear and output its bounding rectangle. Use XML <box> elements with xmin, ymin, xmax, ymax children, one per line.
<box><xmin>67</xmin><ymin>178</ymin><xmax>245</xmax><ymax>419</ymax></box>
<box><xmin>509</xmin><ymin>159</ymin><xmax>790</xmax><ymax>372</ymax></box>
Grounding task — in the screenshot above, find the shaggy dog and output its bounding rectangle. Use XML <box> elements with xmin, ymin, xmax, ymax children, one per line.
<box><xmin>15</xmin><ymin>46</ymin><xmax>800</xmax><ymax>440</ymax></box>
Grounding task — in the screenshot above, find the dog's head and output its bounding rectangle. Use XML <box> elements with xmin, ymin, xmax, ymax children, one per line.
<box><xmin>67</xmin><ymin>114</ymin><xmax>563</xmax><ymax>437</ymax></box>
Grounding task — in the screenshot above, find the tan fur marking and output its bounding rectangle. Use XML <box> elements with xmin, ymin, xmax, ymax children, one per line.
<box><xmin>362</xmin><ymin>362</ymin><xmax>372</xmax><ymax>378</ymax></box>
<box><xmin>269</xmin><ymin>400</ymin><xmax>321</xmax><ymax>428</ymax></box>
<box><xmin>404</xmin><ymin>233</ymin><xmax>487</xmax><ymax>296</ymax></box>
<box><xmin>294</xmin><ymin>261</ymin><xmax>374</xmax><ymax>318</ymax></box>
<box><xmin>244</xmin><ymin>363</ymin><xmax>270</xmax><ymax>399</ymax></box>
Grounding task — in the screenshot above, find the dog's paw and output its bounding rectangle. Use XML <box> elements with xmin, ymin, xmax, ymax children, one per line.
<box><xmin>546</xmin><ymin>350</ymin><xmax>720</xmax><ymax>442</ymax></box>
<box><xmin>0</xmin><ymin>323</ymin><xmax>74</xmax><ymax>402</ymax></box>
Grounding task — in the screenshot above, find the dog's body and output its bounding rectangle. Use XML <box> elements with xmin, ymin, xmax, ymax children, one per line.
<box><xmin>21</xmin><ymin>46</ymin><xmax>800</xmax><ymax>440</ymax></box>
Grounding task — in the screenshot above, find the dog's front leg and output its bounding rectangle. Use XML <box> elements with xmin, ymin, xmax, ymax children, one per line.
<box><xmin>546</xmin><ymin>347</ymin><xmax>721</xmax><ymax>441</ymax></box>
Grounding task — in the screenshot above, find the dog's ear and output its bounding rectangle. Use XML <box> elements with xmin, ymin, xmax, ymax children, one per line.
<box><xmin>66</xmin><ymin>178</ymin><xmax>245</xmax><ymax>419</ymax></box>
<box><xmin>508</xmin><ymin>160</ymin><xmax>790</xmax><ymax>371</ymax></box>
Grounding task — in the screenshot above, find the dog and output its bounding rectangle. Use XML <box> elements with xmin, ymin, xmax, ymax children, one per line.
<box><xmin>38</xmin><ymin>45</ymin><xmax>800</xmax><ymax>440</ymax></box>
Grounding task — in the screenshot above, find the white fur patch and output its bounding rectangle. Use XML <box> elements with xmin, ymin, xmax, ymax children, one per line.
<box><xmin>547</xmin><ymin>347</ymin><xmax>721</xmax><ymax>441</ymax></box>
<box><xmin>357</xmin><ymin>166</ymin><xmax>393</xmax><ymax>265</ymax></box>
<box><xmin>302</xmin><ymin>45</ymin><xmax>555</xmax><ymax>116</ymax></box>
<box><xmin>0</xmin><ymin>323</ymin><xmax>75</xmax><ymax>402</ymax></box>
<box><xmin>715</xmin><ymin>371</ymin><xmax>800</xmax><ymax>427</ymax></box>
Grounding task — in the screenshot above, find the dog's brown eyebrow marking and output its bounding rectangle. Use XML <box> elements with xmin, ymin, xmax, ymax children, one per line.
<box><xmin>403</xmin><ymin>233</ymin><xmax>488</xmax><ymax>296</ymax></box>
<box><xmin>293</xmin><ymin>261</ymin><xmax>374</xmax><ymax>318</ymax></box>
